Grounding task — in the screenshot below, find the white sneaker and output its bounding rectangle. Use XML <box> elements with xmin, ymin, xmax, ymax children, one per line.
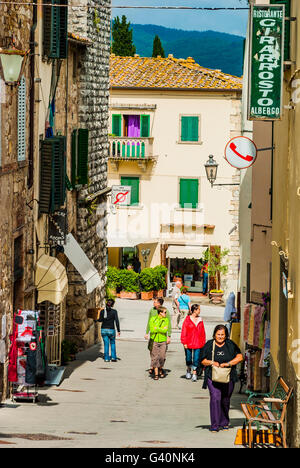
<box><xmin>192</xmin><ymin>374</ymin><xmax>197</xmax><ymax>382</ymax></box>
<box><xmin>186</xmin><ymin>371</ymin><xmax>192</xmax><ymax>379</ymax></box>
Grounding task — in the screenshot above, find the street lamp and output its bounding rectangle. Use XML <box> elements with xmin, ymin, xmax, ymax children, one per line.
<box><xmin>204</xmin><ymin>154</ymin><xmax>240</xmax><ymax>188</ymax></box>
<box><xmin>141</xmin><ymin>248</ymin><xmax>151</xmax><ymax>268</ymax></box>
<box><xmin>0</xmin><ymin>47</ymin><xmax>28</xmax><ymax>86</ymax></box>
<box><xmin>205</xmin><ymin>155</ymin><xmax>219</xmax><ymax>187</ymax></box>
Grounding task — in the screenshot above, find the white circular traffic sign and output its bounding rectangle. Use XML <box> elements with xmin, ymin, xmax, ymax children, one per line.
<box><xmin>225</xmin><ymin>136</ymin><xmax>257</xmax><ymax>170</ymax></box>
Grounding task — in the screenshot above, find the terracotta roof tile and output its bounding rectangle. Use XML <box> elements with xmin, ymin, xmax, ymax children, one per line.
<box><xmin>110</xmin><ymin>55</ymin><xmax>242</xmax><ymax>91</ymax></box>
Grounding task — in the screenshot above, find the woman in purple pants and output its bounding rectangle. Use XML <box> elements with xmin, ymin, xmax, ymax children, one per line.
<box><xmin>201</xmin><ymin>325</ymin><xmax>243</xmax><ymax>433</ymax></box>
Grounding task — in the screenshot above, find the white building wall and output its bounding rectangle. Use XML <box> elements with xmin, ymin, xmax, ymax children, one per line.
<box><xmin>108</xmin><ymin>89</ymin><xmax>242</xmax><ymax>296</ymax></box>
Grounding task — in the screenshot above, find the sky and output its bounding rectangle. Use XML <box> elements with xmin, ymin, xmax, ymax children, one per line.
<box><xmin>111</xmin><ymin>0</ymin><xmax>249</xmax><ymax>37</ymax></box>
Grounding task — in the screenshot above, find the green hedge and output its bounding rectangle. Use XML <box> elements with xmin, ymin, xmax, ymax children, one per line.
<box><xmin>106</xmin><ymin>265</ymin><xmax>168</xmax><ymax>293</ymax></box>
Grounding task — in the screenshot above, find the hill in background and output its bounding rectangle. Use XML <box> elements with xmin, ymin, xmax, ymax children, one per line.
<box><xmin>131</xmin><ymin>24</ymin><xmax>245</xmax><ymax>77</ymax></box>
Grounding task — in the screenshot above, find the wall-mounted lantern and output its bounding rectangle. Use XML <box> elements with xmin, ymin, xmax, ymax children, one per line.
<box><xmin>0</xmin><ymin>47</ymin><xmax>28</xmax><ymax>85</ymax></box>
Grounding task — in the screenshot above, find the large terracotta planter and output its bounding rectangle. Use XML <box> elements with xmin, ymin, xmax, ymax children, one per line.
<box><xmin>153</xmin><ymin>290</ymin><xmax>164</xmax><ymax>298</ymax></box>
<box><xmin>141</xmin><ymin>291</ymin><xmax>154</xmax><ymax>300</ymax></box>
<box><xmin>120</xmin><ymin>291</ymin><xmax>138</xmax><ymax>300</ymax></box>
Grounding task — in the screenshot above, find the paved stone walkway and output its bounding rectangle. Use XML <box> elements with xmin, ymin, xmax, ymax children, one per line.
<box><xmin>0</xmin><ymin>300</ymin><xmax>245</xmax><ymax>448</ymax></box>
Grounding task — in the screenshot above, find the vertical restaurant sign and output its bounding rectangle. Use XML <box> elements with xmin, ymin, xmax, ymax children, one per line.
<box><xmin>248</xmin><ymin>4</ymin><xmax>285</xmax><ymax>120</ymax></box>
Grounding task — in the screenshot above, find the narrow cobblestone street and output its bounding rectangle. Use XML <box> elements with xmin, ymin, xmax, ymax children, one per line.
<box><xmin>0</xmin><ymin>300</ymin><xmax>245</xmax><ymax>448</ymax></box>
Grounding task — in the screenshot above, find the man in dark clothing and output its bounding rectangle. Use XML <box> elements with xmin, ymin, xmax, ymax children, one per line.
<box><xmin>96</xmin><ymin>299</ymin><xmax>120</xmax><ymax>362</ymax></box>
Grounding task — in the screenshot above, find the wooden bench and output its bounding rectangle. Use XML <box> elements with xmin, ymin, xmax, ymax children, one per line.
<box><xmin>241</xmin><ymin>377</ymin><xmax>293</xmax><ymax>448</ymax></box>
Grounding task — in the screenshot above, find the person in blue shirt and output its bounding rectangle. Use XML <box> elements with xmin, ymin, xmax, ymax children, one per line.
<box><xmin>177</xmin><ymin>287</ymin><xmax>192</xmax><ymax>329</ymax></box>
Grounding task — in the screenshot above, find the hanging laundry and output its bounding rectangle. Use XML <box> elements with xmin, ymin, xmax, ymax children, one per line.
<box><xmin>243</xmin><ymin>304</ymin><xmax>251</xmax><ymax>342</ymax></box>
<box><xmin>8</xmin><ymin>322</ymin><xmax>18</xmax><ymax>383</ymax></box>
<box><xmin>248</xmin><ymin>305</ymin><xmax>256</xmax><ymax>346</ymax></box>
<box><xmin>259</xmin><ymin>311</ymin><xmax>266</xmax><ymax>349</ymax></box>
<box><xmin>253</xmin><ymin>306</ymin><xmax>265</xmax><ymax>348</ymax></box>
<box><xmin>260</xmin><ymin>321</ymin><xmax>271</xmax><ymax>367</ymax></box>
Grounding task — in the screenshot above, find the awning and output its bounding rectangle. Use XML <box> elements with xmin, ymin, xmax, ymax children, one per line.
<box><xmin>64</xmin><ymin>233</ymin><xmax>101</xmax><ymax>294</ymax></box>
<box><xmin>35</xmin><ymin>254</ymin><xmax>68</xmax><ymax>305</ymax></box>
<box><xmin>166</xmin><ymin>245</ymin><xmax>207</xmax><ymax>259</ymax></box>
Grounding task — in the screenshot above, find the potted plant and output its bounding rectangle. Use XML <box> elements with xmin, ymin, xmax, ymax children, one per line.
<box><xmin>153</xmin><ymin>265</ymin><xmax>168</xmax><ymax>298</ymax></box>
<box><xmin>204</xmin><ymin>247</ymin><xmax>230</xmax><ymax>304</ymax></box>
<box><xmin>118</xmin><ymin>269</ymin><xmax>140</xmax><ymax>299</ymax></box>
<box><xmin>139</xmin><ymin>268</ymin><xmax>156</xmax><ymax>300</ymax></box>
<box><xmin>172</xmin><ymin>271</ymin><xmax>183</xmax><ymax>286</ymax></box>
<box><xmin>106</xmin><ymin>266</ymin><xmax>119</xmax><ymax>297</ymax></box>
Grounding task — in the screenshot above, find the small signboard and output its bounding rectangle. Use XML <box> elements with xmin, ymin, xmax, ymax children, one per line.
<box><xmin>225</xmin><ymin>136</ymin><xmax>257</xmax><ymax>170</ymax></box>
<box><xmin>111</xmin><ymin>185</ymin><xmax>132</xmax><ymax>206</ymax></box>
<box><xmin>48</xmin><ymin>209</ymin><xmax>68</xmax><ymax>244</ymax></box>
<box><xmin>248</xmin><ymin>4</ymin><xmax>285</xmax><ymax>121</ymax></box>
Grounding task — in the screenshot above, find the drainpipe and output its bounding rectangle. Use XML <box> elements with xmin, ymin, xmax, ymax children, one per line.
<box><xmin>28</xmin><ymin>0</ymin><xmax>37</xmax><ymax>189</ymax></box>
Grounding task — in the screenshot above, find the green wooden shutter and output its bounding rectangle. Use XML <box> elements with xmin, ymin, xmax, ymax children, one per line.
<box><xmin>40</xmin><ymin>139</ymin><xmax>53</xmax><ymax>214</ymax></box>
<box><xmin>121</xmin><ymin>176</ymin><xmax>140</xmax><ymax>206</ymax></box>
<box><xmin>181</xmin><ymin>116</ymin><xmax>199</xmax><ymax>142</ymax></box>
<box><xmin>39</xmin><ymin>137</ymin><xmax>66</xmax><ymax>214</ymax></box>
<box><xmin>51</xmin><ymin>136</ymin><xmax>66</xmax><ymax>212</ymax></box>
<box><xmin>77</xmin><ymin>128</ymin><xmax>89</xmax><ymax>185</ymax></box>
<box><xmin>180</xmin><ymin>179</ymin><xmax>199</xmax><ymax>209</ymax></box>
<box><xmin>71</xmin><ymin>129</ymin><xmax>77</xmax><ymax>187</ymax></box>
<box><xmin>59</xmin><ymin>0</ymin><xmax>68</xmax><ymax>59</ymax></box>
<box><xmin>140</xmin><ymin>115</ymin><xmax>150</xmax><ymax>137</ymax></box>
<box><xmin>181</xmin><ymin>116</ymin><xmax>189</xmax><ymax>142</ymax></box>
<box><xmin>270</xmin><ymin>0</ymin><xmax>290</xmax><ymax>61</ymax></box>
<box><xmin>112</xmin><ymin>114</ymin><xmax>122</xmax><ymax>137</ymax></box>
<box><xmin>190</xmin><ymin>116</ymin><xmax>199</xmax><ymax>142</ymax></box>
<box><xmin>43</xmin><ymin>0</ymin><xmax>68</xmax><ymax>59</ymax></box>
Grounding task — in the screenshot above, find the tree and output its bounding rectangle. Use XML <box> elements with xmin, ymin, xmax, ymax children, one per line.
<box><xmin>112</xmin><ymin>15</ymin><xmax>136</xmax><ymax>57</ymax></box>
<box><xmin>203</xmin><ymin>246</ymin><xmax>230</xmax><ymax>291</ymax></box>
<box><xmin>152</xmin><ymin>35</ymin><xmax>165</xmax><ymax>58</ymax></box>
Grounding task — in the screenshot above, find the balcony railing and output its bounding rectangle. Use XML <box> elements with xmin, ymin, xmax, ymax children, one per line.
<box><xmin>108</xmin><ymin>137</ymin><xmax>155</xmax><ymax>160</ymax></box>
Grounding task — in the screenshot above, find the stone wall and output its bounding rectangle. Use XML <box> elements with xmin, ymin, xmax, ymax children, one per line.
<box><xmin>227</xmin><ymin>98</ymin><xmax>242</xmax><ymax>292</ymax></box>
<box><xmin>64</xmin><ymin>1</ymin><xmax>111</xmax><ymax>348</ymax></box>
<box><xmin>0</xmin><ymin>4</ymin><xmax>34</xmax><ymax>400</ymax></box>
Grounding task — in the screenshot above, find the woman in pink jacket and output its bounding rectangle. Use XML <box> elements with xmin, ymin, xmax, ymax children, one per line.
<box><xmin>181</xmin><ymin>304</ymin><xmax>206</xmax><ymax>382</ymax></box>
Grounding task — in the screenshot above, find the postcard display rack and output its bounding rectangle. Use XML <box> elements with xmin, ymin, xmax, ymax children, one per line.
<box><xmin>8</xmin><ymin>310</ymin><xmax>46</xmax><ymax>403</ymax></box>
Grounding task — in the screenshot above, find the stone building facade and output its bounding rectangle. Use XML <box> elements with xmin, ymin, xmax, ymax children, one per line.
<box><xmin>64</xmin><ymin>0</ymin><xmax>111</xmax><ymax>347</ymax></box>
<box><xmin>0</xmin><ymin>3</ymin><xmax>35</xmax><ymax>400</ymax></box>
<box><xmin>0</xmin><ymin>0</ymin><xmax>111</xmax><ymax>399</ymax></box>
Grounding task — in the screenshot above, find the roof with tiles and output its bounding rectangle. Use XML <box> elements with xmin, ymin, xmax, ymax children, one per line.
<box><xmin>110</xmin><ymin>54</ymin><xmax>243</xmax><ymax>91</ymax></box>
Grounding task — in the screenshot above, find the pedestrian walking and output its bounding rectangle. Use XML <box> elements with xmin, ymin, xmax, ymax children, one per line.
<box><xmin>96</xmin><ymin>299</ymin><xmax>120</xmax><ymax>362</ymax></box>
<box><xmin>171</xmin><ymin>281</ymin><xmax>182</xmax><ymax>329</ymax></box>
<box><xmin>148</xmin><ymin>307</ymin><xmax>170</xmax><ymax>380</ymax></box>
<box><xmin>177</xmin><ymin>286</ymin><xmax>192</xmax><ymax>327</ymax></box>
<box><xmin>201</xmin><ymin>324</ymin><xmax>243</xmax><ymax>432</ymax></box>
<box><xmin>181</xmin><ymin>304</ymin><xmax>206</xmax><ymax>382</ymax></box>
<box><xmin>145</xmin><ymin>298</ymin><xmax>172</xmax><ymax>376</ymax></box>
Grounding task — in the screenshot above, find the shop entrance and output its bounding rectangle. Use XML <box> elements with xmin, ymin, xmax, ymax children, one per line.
<box><xmin>169</xmin><ymin>256</ymin><xmax>206</xmax><ymax>293</ymax></box>
<box><xmin>120</xmin><ymin>247</ymin><xmax>141</xmax><ymax>272</ymax></box>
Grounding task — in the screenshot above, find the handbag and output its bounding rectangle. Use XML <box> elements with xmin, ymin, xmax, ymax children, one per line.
<box><xmin>211</xmin><ymin>340</ymin><xmax>231</xmax><ymax>384</ymax></box>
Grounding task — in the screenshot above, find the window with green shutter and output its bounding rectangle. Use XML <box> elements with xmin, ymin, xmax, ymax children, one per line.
<box><xmin>71</xmin><ymin>128</ymin><xmax>89</xmax><ymax>188</ymax></box>
<box><xmin>40</xmin><ymin>136</ymin><xmax>67</xmax><ymax>214</ymax></box>
<box><xmin>112</xmin><ymin>114</ymin><xmax>122</xmax><ymax>137</ymax></box>
<box><xmin>120</xmin><ymin>176</ymin><xmax>140</xmax><ymax>206</ymax></box>
<box><xmin>270</xmin><ymin>0</ymin><xmax>290</xmax><ymax>61</ymax></box>
<box><xmin>140</xmin><ymin>115</ymin><xmax>150</xmax><ymax>137</ymax></box>
<box><xmin>43</xmin><ymin>0</ymin><xmax>68</xmax><ymax>59</ymax></box>
<box><xmin>179</xmin><ymin>178</ymin><xmax>199</xmax><ymax>209</ymax></box>
<box><xmin>180</xmin><ymin>116</ymin><xmax>200</xmax><ymax>142</ymax></box>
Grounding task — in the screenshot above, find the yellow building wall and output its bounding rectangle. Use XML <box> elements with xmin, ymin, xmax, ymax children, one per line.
<box><xmin>270</xmin><ymin>0</ymin><xmax>300</xmax><ymax>447</ymax></box>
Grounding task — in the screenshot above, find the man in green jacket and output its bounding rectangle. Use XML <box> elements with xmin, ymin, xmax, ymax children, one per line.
<box><xmin>145</xmin><ymin>298</ymin><xmax>171</xmax><ymax>376</ymax></box>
